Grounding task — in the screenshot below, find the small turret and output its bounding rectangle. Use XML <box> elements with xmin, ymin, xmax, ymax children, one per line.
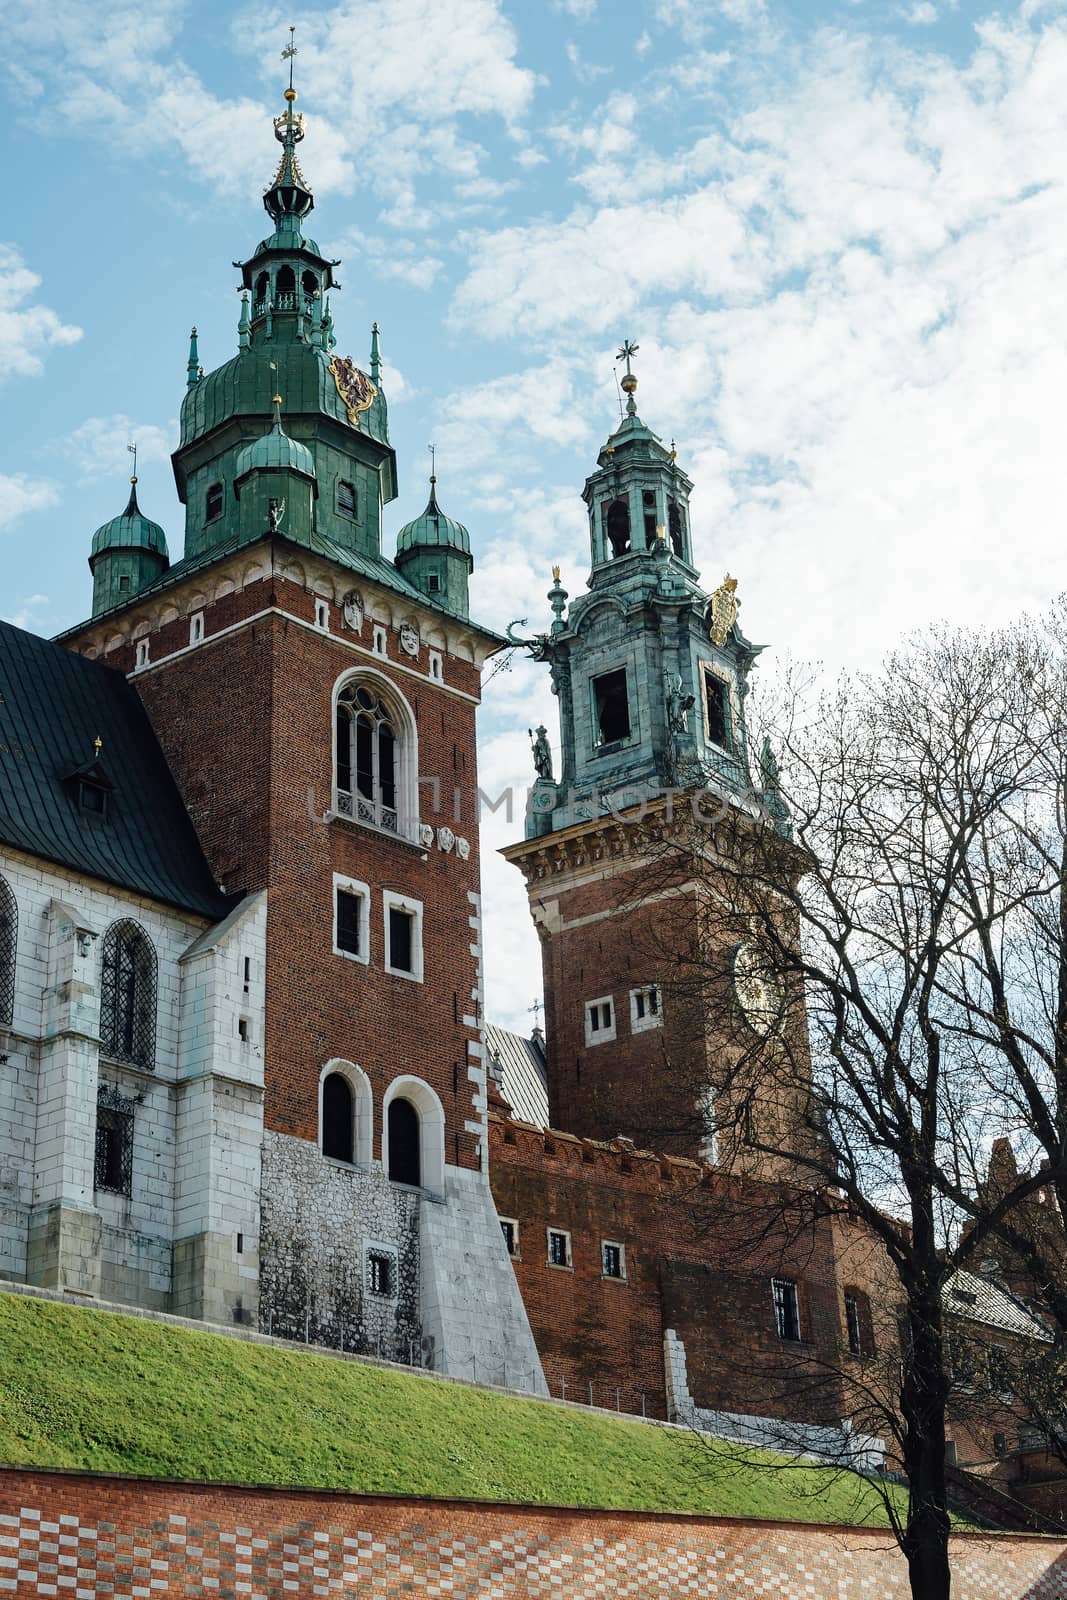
<box><xmin>89</xmin><ymin>477</ymin><xmax>169</xmax><ymax>617</ymax></box>
<box><xmin>395</xmin><ymin>464</ymin><xmax>473</xmax><ymax>617</ymax></box>
<box><xmin>234</xmin><ymin>394</ymin><xmax>318</xmax><ymax>544</ymax></box>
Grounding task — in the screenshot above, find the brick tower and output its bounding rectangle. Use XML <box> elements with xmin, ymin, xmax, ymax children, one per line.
<box><xmin>59</xmin><ymin>64</ymin><xmax>543</xmax><ymax>1386</ymax></box>
<box><xmin>502</xmin><ymin>345</ymin><xmax>796</xmax><ymax>1162</ymax></box>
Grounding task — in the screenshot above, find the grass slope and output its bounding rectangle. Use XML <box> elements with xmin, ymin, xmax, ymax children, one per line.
<box><xmin>0</xmin><ymin>1292</ymin><xmax>902</xmax><ymax>1526</ymax></box>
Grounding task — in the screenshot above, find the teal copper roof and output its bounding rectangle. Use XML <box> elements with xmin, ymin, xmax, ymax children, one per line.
<box><xmin>235</xmin><ymin>405</ymin><xmax>317</xmax><ymax>480</ymax></box>
<box><xmin>396</xmin><ymin>481</ymin><xmax>471</xmax><ymax>555</ymax></box>
<box><xmin>90</xmin><ymin>482</ymin><xmax>168</xmax><ymax>560</ymax></box>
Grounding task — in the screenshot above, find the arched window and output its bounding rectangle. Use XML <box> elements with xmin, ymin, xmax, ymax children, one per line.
<box><xmin>99</xmin><ymin>919</ymin><xmax>157</xmax><ymax>1071</ymax></box>
<box><xmin>668</xmin><ymin>498</ymin><xmax>685</xmax><ymax>557</ymax></box>
<box><xmin>205</xmin><ymin>482</ymin><xmax>223</xmax><ymax>522</ymax></box>
<box><xmin>336</xmin><ymin>682</ymin><xmax>399</xmax><ymax>833</ymax></box>
<box><xmin>0</xmin><ymin>875</ymin><xmax>16</xmax><ymax>1027</ymax></box>
<box><xmin>322</xmin><ymin>1072</ymin><xmax>354</xmax><ymax>1163</ymax></box>
<box><xmin>337</xmin><ymin>480</ymin><xmax>357</xmax><ymax>519</ymax></box>
<box><xmin>275</xmin><ymin>265</ymin><xmax>296</xmax><ymax>309</ymax></box>
<box><xmin>387</xmin><ymin>1097</ymin><xmax>421</xmax><ymax>1186</ymax></box>
<box><xmin>302</xmin><ymin>269</ymin><xmax>318</xmax><ymax>303</ymax></box>
<box><xmin>254</xmin><ymin>270</ymin><xmax>269</xmax><ymax>312</ymax></box>
<box><xmin>605</xmin><ymin>498</ymin><xmax>631</xmax><ymax>557</ymax></box>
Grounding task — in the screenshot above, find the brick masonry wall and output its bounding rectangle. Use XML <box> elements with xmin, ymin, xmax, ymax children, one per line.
<box><xmin>0</xmin><ymin>1469</ymin><xmax>1063</xmax><ymax>1598</ymax></box>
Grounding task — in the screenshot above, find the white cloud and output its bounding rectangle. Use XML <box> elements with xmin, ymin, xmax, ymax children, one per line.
<box><xmin>2</xmin><ymin>593</ymin><xmax>50</xmax><ymax>630</ymax></box>
<box><xmin>905</xmin><ymin>2</ymin><xmax>938</xmax><ymax>20</ymax></box>
<box><xmin>335</xmin><ymin>229</ymin><xmax>444</xmax><ymax>290</ymax></box>
<box><xmin>431</xmin><ymin>363</ymin><xmax>593</xmax><ymax>473</ymax></box>
<box><xmin>59</xmin><ymin>415</ymin><xmax>174</xmax><ymax>481</ymax></box>
<box><xmin>0</xmin><ymin>245</ymin><xmax>82</xmax><ymax>381</ymax></box>
<box><xmin>553</xmin><ymin>0</ymin><xmax>599</xmax><ymax>15</ymax></box>
<box><xmin>564</xmin><ymin>41</ymin><xmax>611</xmax><ymax>81</ymax></box>
<box><xmin>655</xmin><ymin>0</ymin><xmax>768</xmax><ymax>38</ymax></box>
<box><xmin>0</xmin><ymin>476</ymin><xmax>59</xmax><ymax>530</ymax></box>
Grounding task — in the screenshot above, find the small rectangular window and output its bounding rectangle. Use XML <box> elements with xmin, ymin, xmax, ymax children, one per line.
<box><xmin>135</xmin><ymin>639</ymin><xmax>149</xmax><ymax>669</ymax></box>
<box><xmin>78</xmin><ymin>779</ymin><xmax>107</xmax><ymax>817</ymax></box>
<box><xmin>427</xmin><ymin>573</ymin><xmax>441</xmax><ymax>593</ymax></box>
<box><xmin>367</xmin><ymin>1249</ymin><xmax>395</xmax><ymax>1297</ymax></box>
<box><xmin>499</xmin><ymin>1218</ymin><xmax>519</xmax><ymax>1257</ymax></box>
<box><xmin>592</xmin><ymin>668</ymin><xmax>631</xmax><ymax>747</ymax></box>
<box><xmin>704</xmin><ymin>669</ymin><xmax>731</xmax><ymax>749</ymax></box>
<box><xmin>237</xmin><ymin>1016</ymin><xmax>250</xmax><ymax>1042</ymax></box>
<box><xmin>547</xmin><ymin>1228</ymin><xmax>571</xmax><ymax>1268</ymax></box>
<box><xmin>384</xmin><ymin>893</ymin><xmax>423</xmax><ymax>981</ymax></box>
<box><xmin>94</xmin><ymin>1105</ymin><xmax>133</xmax><ymax>1197</ymax></box>
<box><xmin>373</xmin><ymin>625</ymin><xmax>387</xmax><ymax>656</ymax></box>
<box><xmin>585</xmin><ymin>997</ymin><xmax>615</xmax><ymax>1045</ymax></box>
<box><xmin>189</xmin><ymin>612</ymin><xmax>205</xmax><ymax>645</ymax></box>
<box><xmin>118</xmin><ymin>574</ymin><xmax>131</xmax><ymax>593</ymax></box>
<box><xmin>336</xmin><ymin>890</ymin><xmax>363</xmax><ymax>955</ymax></box>
<box><xmin>845</xmin><ymin>1291</ymin><xmax>863</xmax><ymax>1356</ymax></box>
<box><xmin>337</xmin><ymin>479</ymin><xmax>357</xmax><ymax>519</ymax></box>
<box><xmin>243</xmin><ymin>956</ymin><xmax>251</xmax><ymax>993</ymax></box>
<box><xmin>630</xmin><ymin>984</ymin><xmax>662</xmax><ymax>1033</ymax></box>
<box><xmin>602</xmin><ymin>1241</ymin><xmax>625</xmax><ymax>1280</ymax></box>
<box><xmin>315</xmin><ymin>599</ymin><xmax>329</xmax><ymax>630</ymax></box>
<box><xmin>772</xmin><ymin>1277</ymin><xmax>801</xmax><ymax>1342</ymax></box>
<box><xmin>206</xmin><ymin>483</ymin><xmax>224</xmax><ymax>522</ymax></box>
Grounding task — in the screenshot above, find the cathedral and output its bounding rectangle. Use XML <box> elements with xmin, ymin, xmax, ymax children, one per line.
<box><xmin>0</xmin><ymin>70</ymin><xmax>1055</xmax><ymax>1507</ymax></box>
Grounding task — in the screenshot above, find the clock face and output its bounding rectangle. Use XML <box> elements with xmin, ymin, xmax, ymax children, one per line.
<box><xmin>732</xmin><ymin>942</ymin><xmax>785</xmax><ymax>1036</ymax></box>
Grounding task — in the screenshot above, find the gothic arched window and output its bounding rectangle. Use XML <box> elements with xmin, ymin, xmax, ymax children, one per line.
<box><xmin>99</xmin><ymin>919</ymin><xmax>157</xmax><ymax>1071</ymax></box>
<box><xmin>336</xmin><ymin>681</ymin><xmax>400</xmax><ymax>833</ymax></box>
<box><xmin>605</xmin><ymin>497</ymin><xmax>631</xmax><ymax>557</ymax></box>
<box><xmin>387</xmin><ymin>1096</ymin><xmax>421</xmax><ymax>1186</ymax></box>
<box><xmin>275</xmin><ymin>265</ymin><xmax>296</xmax><ymax>309</ymax></box>
<box><xmin>321</xmin><ymin>1071</ymin><xmax>354</xmax><ymax>1163</ymax></box>
<box><xmin>302</xmin><ymin>269</ymin><xmax>318</xmax><ymax>304</ymax></box>
<box><xmin>0</xmin><ymin>875</ymin><xmax>16</xmax><ymax>1027</ymax></box>
<box><xmin>254</xmin><ymin>270</ymin><xmax>269</xmax><ymax>312</ymax></box>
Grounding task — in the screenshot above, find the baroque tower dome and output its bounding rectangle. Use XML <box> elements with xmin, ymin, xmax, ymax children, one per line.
<box><xmin>88</xmin><ymin>478</ymin><xmax>169</xmax><ymax>617</ymax></box>
<box><xmin>395</xmin><ymin>473</ymin><xmax>474</xmax><ymax>619</ymax></box>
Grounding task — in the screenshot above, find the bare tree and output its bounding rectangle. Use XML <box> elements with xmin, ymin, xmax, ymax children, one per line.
<box><xmin>608</xmin><ymin>619</ymin><xmax>1067</xmax><ymax>1599</ymax></box>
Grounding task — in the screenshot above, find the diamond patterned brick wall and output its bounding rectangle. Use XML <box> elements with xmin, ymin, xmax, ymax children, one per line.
<box><xmin>0</xmin><ymin>1470</ymin><xmax>1064</xmax><ymax>1599</ymax></box>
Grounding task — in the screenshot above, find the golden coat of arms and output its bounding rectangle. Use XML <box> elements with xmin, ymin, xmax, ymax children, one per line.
<box><xmin>708</xmin><ymin>574</ymin><xmax>739</xmax><ymax>646</ymax></box>
<box><xmin>328</xmin><ymin>356</ymin><xmax>377</xmax><ymax>427</ymax></box>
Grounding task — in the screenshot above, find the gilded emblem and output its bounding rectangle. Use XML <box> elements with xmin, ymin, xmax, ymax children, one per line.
<box><xmin>328</xmin><ymin>356</ymin><xmax>377</xmax><ymax>427</ymax></box>
<box><xmin>708</xmin><ymin>574</ymin><xmax>739</xmax><ymax>647</ymax></box>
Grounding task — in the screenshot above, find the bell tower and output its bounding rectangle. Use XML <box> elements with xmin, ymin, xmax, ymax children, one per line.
<box><xmin>503</xmin><ymin>346</ymin><xmax>789</xmax><ymax>1158</ymax></box>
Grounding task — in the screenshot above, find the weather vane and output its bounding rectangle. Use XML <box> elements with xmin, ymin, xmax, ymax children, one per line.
<box><xmin>281</xmin><ymin>25</ymin><xmax>297</xmax><ymax>90</ymax></box>
<box><xmin>127</xmin><ymin>441</ymin><xmax>137</xmax><ymax>482</ymax></box>
<box><xmin>617</xmin><ymin>339</ymin><xmax>639</xmax><ymax>378</ymax></box>
<box><xmin>428</xmin><ymin>442</ymin><xmax>436</xmax><ymax>483</ymax></box>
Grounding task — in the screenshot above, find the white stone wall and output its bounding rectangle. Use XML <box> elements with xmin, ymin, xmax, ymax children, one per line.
<box><xmin>0</xmin><ymin>847</ymin><xmax>264</xmax><ymax>1318</ymax></box>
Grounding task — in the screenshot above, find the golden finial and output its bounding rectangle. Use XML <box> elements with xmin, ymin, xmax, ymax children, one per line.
<box><xmin>93</xmin><ymin>736</ymin><xmax>103</xmax><ymax>756</ymax></box>
<box><xmin>273</xmin><ymin>393</ymin><xmax>283</xmax><ymax>405</ymax></box>
<box><xmin>552</xmin><ymin>564</ymin><xmax>561</xmax><ymax>581</ymax></box>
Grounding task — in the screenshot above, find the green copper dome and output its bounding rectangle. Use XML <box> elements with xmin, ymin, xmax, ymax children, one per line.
<box><xmin>396</xmin><ymin>481</ymin><xmax>471</xmax><ymax>555</ymax></box>
<box><xmin>90</xmin><ymin>482</ymin><xmax>168</xmax><ymax>559</ymax></box>
<box><xmin>235</xmin><ymin>406</ymin><xmax>317</xmax><ymax>481</ymax></box>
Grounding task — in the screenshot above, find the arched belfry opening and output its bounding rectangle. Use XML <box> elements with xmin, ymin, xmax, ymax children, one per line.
<box><xmin>275</xmin><ymin>264</ymin><xmax>296</xmax><ymax>306</ymax></box>
<box><xmin>387</xmin><ymin>1097</ymin><xmax>421</xmax><ymax>1186</ymax></box>
<box><xmin>605</xmin><ymin>498</ymin><xmax>631</xmax><ymax>557</ymax></box>
<box><xmin>668</xmin><ymin>497</ymin><xmax>685</xmax><ymax>557</ymax></box>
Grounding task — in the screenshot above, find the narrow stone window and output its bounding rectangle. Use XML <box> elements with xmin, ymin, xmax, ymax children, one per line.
<box><xmin>0</xmin><ymin>875</ymin><xmax>16</xmax><ymax>1028</ymax></box>
<box><xmin>772</xmin><ymin>1277</ymin><xmax>801</xmax><ymax>1342</ymax></box>
<box><xmin>547</xmin><ymin>1228</ymin><xmax>571</xmax><ymax>1268</ymax></box>
<box><xmin>499</xmin><ymin>1218</ymin><xmax>519</xmax><ymax>1258</ymax></box>
<box><xmin>189</xmin><ymin>612</ymin><xmax>205</xmax><ymax>646</ymax></box>
<box><xmin>367</xmin><ymin>1249</ymin><xmax>395</xmax><ymax>1297</ymax></box>
<box><xmin>592</xmin><ymin>668</ymin><xmax>630</xmax><ymax>747</ymax></box>
<box><xmin>384</xmin><ymin>893</ymin><xmax>423</xmax><ymax>981</ymax></box>
<box><xmin>315</xmin><ymin>599</ymin><xmax>329</xmax><ymax>631</ymax></box>
<box><xmin>630</xmin><ymin>984</ymin><xmax>661</xmax><ymax>1033</ymax></box>
<box><xmin>604</xmin><ymin>497</ymin><xmax>631</xmax><ymax>557</ymax></box>
<box><xmin>322</xmin><ymin>1071</ymin><xmax>355</xmax><ymax>1163</ymax></box>
<box><xmin>642</xmin><ymin>489</ymin><xmax>658</xmax><ymax>547</ymax></box>
<box><xmin>668</xmin><ymin>497</ymin><xmax>685</xmax><ymax>556</ymax></box>
<box><xmin>135</xmin><ymin>638</ymin><xmax>149</xmax><ymax>670</ymax></box>
<box><xmin>336</xmin><ymin>890</ymin><xmax>362</xmax><ymax>956</ymax></box>
<box><xmin>94</xmin><ymin>1087</ymin><xmax>135</xmax><ymax>1197</ymax></box>
<box><xmin>387</xmin><ymin>1096</ymin><xmax>421</xmax><ymax>1186</ymax></box>
<box><xmin>585</xmin><ymin>996</ymin><xmax>615</xmax><ymax>1045</ymax></box>
<box><xmin>388</xmin><ymin>907</ymin><xmax>413</xmax><ymax>973</ymax></box>
<box><xmin>704</xmin><ymin>669</ymin><xmax>731</xmax><ymax>749</ymax></box>
<box><xmin>428</xmin><ymin>651</ymin><xmax>443</xmax><ymax>682</ymax></box>
<box><xmin>337</xmin><ymin>479</ymin><xmax>357</xmax><ymax>519</ymax></box>
<box><xmin>99</xmin><ymin>919</ymin><xmax>157</xmax><ymax>1071</ymax></box>
<box><xmin>427</xmin><ymin>572</ymin><xmax>441</xmax><ymax>593</ymax></box>
<box><xmin>205</xmin><ymin>482</ymin><xmax>224</xmax><ymax>522</ymax></box>
<box><xmin>845</xmin><ymin>1291</ymin><xmax>863</xmax><ymax>1356</ymax></box>
<box><xmin>237</xmin><ymin>1016</ymin><xmax>250</xmax><ymax>1043</ymax></box>
<box><xmin>601</xmin><ymin>1241</ymin><xmax>626</xmax><ymax>1280</ymax></box>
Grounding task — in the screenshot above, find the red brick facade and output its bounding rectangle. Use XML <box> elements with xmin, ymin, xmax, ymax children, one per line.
<box><xmin>1</xmin><ymin>1468</ymin><xmax>1063</xmax><ymax>1598</ymax></box>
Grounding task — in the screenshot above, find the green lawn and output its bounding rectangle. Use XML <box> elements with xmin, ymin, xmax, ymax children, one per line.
<box><xmin>0</xmin><ymin>1290</ymin><xmax>903</xmax><ymax>1526</ymax></box>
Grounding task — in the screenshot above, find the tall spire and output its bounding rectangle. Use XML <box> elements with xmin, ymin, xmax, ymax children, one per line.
<box><xmin>187</xmin><ymin>326</ymin><xmax>199</xmax><ymax>388</ymax></box>
<box><xmin>370</xmin><ymin>322</ymin><xmax>382</xmax><ymax>385</ymax></box>
<box><xmin>263</xmin><ymin>27</ymin><xmax>313</xmax><ymax>228</ymax></box>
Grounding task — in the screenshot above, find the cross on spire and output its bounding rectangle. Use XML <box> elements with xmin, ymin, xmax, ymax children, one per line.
<box><xmin>618</xmin><ymin>339</ymin><xmax>639</xmax><ymax>378</ymax></box>
<box><xmin>428</xmin><ymin>442</ymin><xmax>437</xmax><ymax>484</ymax></box>
<box><xmin>126</xmin><ymin>441</ymin><xmax>138</xmax><ymax>483</ymax></box>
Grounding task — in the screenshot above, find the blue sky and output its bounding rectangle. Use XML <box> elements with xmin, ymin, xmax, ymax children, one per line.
<box><xmin>6</xmin><ymin>0</ymin><xmax>1067</xmax><ymax>1029</ymax></box>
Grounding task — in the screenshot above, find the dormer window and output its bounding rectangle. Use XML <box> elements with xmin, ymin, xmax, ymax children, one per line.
<box><xmin>605</xmin><ymin>498</ymin><xmax>631</xmax><ymax>557</ymax></box>
<box><xmin>78</xmin><ymin>778</ymin><xmax>108</xmax><ymax>817</ymax></box>
<box><xmin>337</xmin><ymin>479</ymin><xmax>357</xmax><ymax>520</ymax></box>
<box><xmin>205</xmin><ymin>482</ymin><xmax>223</xmax><ymax>522</ymax></box>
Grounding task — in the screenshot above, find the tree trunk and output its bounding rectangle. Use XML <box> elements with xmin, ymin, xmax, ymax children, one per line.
<box><xmin>900</xmin><ymin>1286</ymin><xmax>953</xmax><ymax>1600</ymax></box>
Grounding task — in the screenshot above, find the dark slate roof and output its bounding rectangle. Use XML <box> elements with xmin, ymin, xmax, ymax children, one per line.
<box><xmin>943</xmin><ymin>1269</ymin><xmax>1051</xmax><ymax>1342</ymax></box>
<box><xmin>485</xmin><ymin>1023</ymin><xmax>549</xmax><ymax>1128</ymax></box>
<box><xmin>0</xmin><ymin>621</ymin><xmax>229</xmax><ymax>920</ymax></box>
